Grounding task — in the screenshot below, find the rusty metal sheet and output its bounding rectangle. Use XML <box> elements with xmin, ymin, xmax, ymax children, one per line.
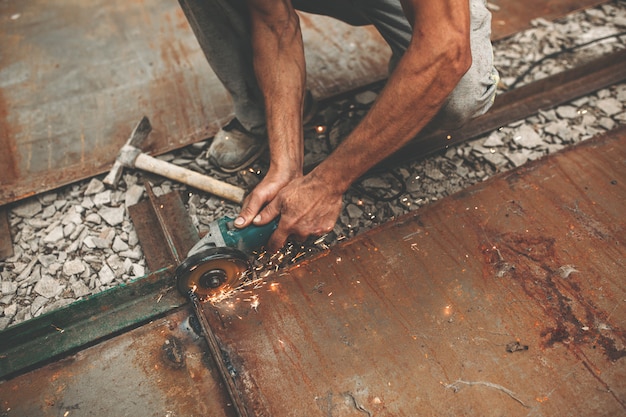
<box><xmin>0</xmin><ymin>308</ymin><xmax>237</xmax><ymax>417</ymax></box>
<box><xmin>0</xmin><ymin>0</ymin><xmax>388</xmax><ymax>207</ymax></box>
<box><xmin>0</xmin><ymin>0</ymin><xmax>231</xmax><ymax>205</ymax></box>
<box><xmin>0</xmin><ymin>0</ymin><xmax>608</xmax><ymax>206</ymax></box>
<box><xmin>202</xmin><ymin>128</ymin><xmax>626</xmax><ymax>416</ymax></box>
<box><xmin>490</xmin><ymin>0</ymin><xmax>607</xmax><ymax>39</ymax></box>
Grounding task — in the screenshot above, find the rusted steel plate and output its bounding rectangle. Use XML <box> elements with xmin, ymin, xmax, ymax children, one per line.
<box><xmin>0</xmin><ymin>308</ymin><xmax>237</xmax><ymax>417</ymax></box>
<box><xmin>203</xmin><ymin>127</ymin><xmax>626</xmax><ymax>416</ymax></box>
<box><xmin>490</xmin><ymin>0</ymin><xmax>607</xmax><ymax>39</ymax></box>
<box><xmin>0</xmin><ymin>0</ymin><xmax>233</xmax><ymax>206</ymax></box>
<box><xmin>0</xmin><ymin>0</ymin><xmax>608</xmax><ymax>206</ymax></box>
<box><xmin>0</xmin><ymin>0</ymin><xmax>215</xmax><ymax>203</ymax></box>
<box><xmin>0</xmin><ymin>0</ymin><xmax>387</xmax><ymax>207</ymax></box>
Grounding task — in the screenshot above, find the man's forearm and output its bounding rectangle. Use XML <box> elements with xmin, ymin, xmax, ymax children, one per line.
<box><xmin>311</xmin><ymin>0</ymin><xmax>472</xmax><ymax>194</ymax></box>
<box><xmin>248</xmin><ymin>0</ymin><xmax>306</xmax><ymax>176</ymax></box>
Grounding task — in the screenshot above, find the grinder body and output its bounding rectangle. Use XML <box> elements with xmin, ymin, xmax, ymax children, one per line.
<box><xmin>176</xmin><ymin>216</ymin><xmax>278</xmax><ymax>299</ymax></box>
<box><xmin>190</xmin><ymin>216</ymin><xmax>278</xmax><ymax>256</ymax></box>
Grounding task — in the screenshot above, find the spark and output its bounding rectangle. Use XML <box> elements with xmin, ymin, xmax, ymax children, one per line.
<box><xmin>250</xmin><ymin>295</ymin><xmax>260</xmax><ymax>311</ymax></box>
<box><xmin>51</xmin><ymin>324</ymin><xmax>65</xmax><ymax>333</ymax></box>
<box><xmin>293</xmin><ymin>252</ymin><xmax>307</xmax><ymax>261</ymax></box>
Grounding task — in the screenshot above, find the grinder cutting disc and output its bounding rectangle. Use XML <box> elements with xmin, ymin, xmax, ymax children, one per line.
<box><xmin>175</xmin><ymin>246</ymin><xmax>249</xmax><ymax>300</ymax></box>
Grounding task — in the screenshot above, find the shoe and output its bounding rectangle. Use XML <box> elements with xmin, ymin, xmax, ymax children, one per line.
<box><xmin>207</xmin><ymin>118</ymin><xmax>267</xmax><ymax>173</ymax></box>
<box><xmin>208</xmin><ymin>91</ymin><xmax>318</xmax><ymax>173</ymax></box>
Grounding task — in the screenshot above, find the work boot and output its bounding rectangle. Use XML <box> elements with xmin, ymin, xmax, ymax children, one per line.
<box><xmin>207</xmin><ymin>118</ymin><xmax>267</xmax><ymax>173</ymax></box>
<box><xmin>207</xmin><ymin>91</ymin><xmax>318</xmax><ymax>173</ymax></box>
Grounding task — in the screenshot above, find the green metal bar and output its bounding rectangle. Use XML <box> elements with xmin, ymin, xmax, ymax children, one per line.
<box><xmin>0</xmin><ymin>189</ymin><xmax>199</xmax><ymax>380</ymax></box>
<box><xmin>0</xmin><ymin>267</ymin><xmax>187</xmax><ymax>380</ymax></box>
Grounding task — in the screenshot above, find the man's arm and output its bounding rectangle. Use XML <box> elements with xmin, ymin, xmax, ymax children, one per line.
<box><xmin>246</xmin><ymin>0</ymin><xmax>473</xmax><ymax>251</ymax></box>
<box><xmin>313</xmin><ymin>0</ymin><xmax>472</xmax><ymax>190</ymax></box>
<box><xmin>234</xmin><ymin>0</ymin><xmax>307</xmax><ymax>229</ymax></box>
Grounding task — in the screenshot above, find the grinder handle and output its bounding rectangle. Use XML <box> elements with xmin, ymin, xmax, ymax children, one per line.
<box><xmin>219</xmin><ymin>216</ymin><xmax>279</xmax><ymax>254</ymax></box>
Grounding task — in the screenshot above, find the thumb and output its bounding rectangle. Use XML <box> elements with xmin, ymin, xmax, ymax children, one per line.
<box><xmin>234</xmin><ymin>192</ymin><xmax>266</xmax><ymax>228</ymax></box>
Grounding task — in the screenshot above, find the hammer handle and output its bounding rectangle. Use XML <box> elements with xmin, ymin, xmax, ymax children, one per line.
<box><xmin>134</xmin><ymin>153</ymin><xmax>245</xmax><ymax>204</ymax></box>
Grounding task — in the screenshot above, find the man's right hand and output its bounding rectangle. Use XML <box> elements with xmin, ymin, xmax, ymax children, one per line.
<box><xmin>239</xmin><ymin>169</ymin><xmax>344</xmax><ymax>253</ymax></box>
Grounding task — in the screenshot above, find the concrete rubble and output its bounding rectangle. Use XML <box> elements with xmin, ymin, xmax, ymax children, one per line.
<box><xmin>0</xmin><ymin>2</ymin><xmax>625</xmax><ymax>329</ymax></box>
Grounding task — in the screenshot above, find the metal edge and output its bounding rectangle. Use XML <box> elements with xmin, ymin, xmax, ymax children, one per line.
<box><xmin>0</xmin><ymin>267</ymin><xmax>186</xmax><ymax>380</ymax></box>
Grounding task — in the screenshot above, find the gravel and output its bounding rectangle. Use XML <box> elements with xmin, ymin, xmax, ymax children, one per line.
<box><xmin>1</xmin><ymin>1</ymin><xmax>625</xmax><ymax>329</ymax></box>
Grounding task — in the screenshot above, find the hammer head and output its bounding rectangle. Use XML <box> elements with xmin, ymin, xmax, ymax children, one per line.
<box><xmin>103</xmin><ymin>116</ymin><xmax>152</xmax><ymax>187</ymax></box>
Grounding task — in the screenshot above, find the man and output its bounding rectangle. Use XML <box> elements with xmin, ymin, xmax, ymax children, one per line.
<box><xmin>179</xmin><ymin>0</ymin><xmax>498</xmax><ymax>252</ymax></box>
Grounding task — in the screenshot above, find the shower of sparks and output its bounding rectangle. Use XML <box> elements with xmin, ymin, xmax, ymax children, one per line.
<box><xmin>201</xmin><ymin>239</ymin><xmax>331</xmax><ymax>305</ymax></box>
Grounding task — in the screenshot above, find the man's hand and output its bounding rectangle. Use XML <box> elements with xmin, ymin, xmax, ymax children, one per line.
<box><xmin>246</xmin><ymin>171</ymin><xmax>343</xmax><ymax>252</ymax></box>
<box><xmin>234</xmin><ymin>165</ymin><xmax>299</xmax><ymax>229</ymax></box>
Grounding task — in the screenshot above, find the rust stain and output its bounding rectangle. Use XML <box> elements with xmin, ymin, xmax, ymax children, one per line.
<box><xmin>129</xmin><ymin>314</ymin><xmax>236</xmax><ymax>417</ymax></box>
<box><xmin>0</xmin><ymin>88</ymin><xmax>20</xmax><ymax>185</ymax></box>
<box><xmin>481</xmin><ymin>231</ymin><xmax>625</xmax><ymax>362</ymax></box>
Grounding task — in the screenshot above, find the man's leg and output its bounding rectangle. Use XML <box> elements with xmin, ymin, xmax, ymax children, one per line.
<box><xmin>179</xmin><ymin>0</ymin><xmax>271</xmax><ymax>172</ymax></box>
<box><xmin>178</xmin><ymin>0</ymin><xmax>265</xmax><ymax>136</ymax></box>
<box><xmin>180</xmin><ymin>0</ymin><xmax>322</xmax><ymax>172</ymax></box>
<box><xmin>433</xmin><ymin>0</ymin><xmax>500</xmax><ymax>129</ymax></box>
<box><xmin>353</xmin><ymin>0</ymin><xmax>498</xmax><ymax>130</ymax></box>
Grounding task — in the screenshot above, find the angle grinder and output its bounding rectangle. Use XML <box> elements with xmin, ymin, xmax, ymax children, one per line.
<box><xmin>175</xmin><ymin>216</ymin><xmax>278</xmax><ymax>300</ymax></box>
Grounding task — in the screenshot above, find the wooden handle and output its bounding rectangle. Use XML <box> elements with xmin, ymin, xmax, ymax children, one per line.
<box><xmin>134</xmin><ymin>153</ymin><xmax>245</xmax><ymax>204</ymax></box>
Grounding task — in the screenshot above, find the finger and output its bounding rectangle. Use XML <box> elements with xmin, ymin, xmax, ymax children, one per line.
<box><xmin>254</xmin><ymin>197</ymin><xmax>281</xmax><ymax>226</ymax></box>
<box><xmin>266</xmin><ymin>222</ymin><xmax>291</xmax><ymax>253</ymax></box>
<box><xmin>235</xmin><ymin>191</ymin><xmax>267</xmax><ymax>228</ymax></box>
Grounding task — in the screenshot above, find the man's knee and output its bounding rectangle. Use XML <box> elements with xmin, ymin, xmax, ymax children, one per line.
<box><xmin>437</xmin><ymin>65</ymin><xmax>499</xmax><ymax>130</ymax></box>
<box><xmin>434</xmin><ymin>0</ymin><xmax>498</xmax><ymax>130</ymax></box>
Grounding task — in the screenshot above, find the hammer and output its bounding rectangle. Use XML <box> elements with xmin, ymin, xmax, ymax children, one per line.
<box><xmin>103</xmin><ymin>116</ymin><xmax>245</xmax><ymax>204</ymax></box>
